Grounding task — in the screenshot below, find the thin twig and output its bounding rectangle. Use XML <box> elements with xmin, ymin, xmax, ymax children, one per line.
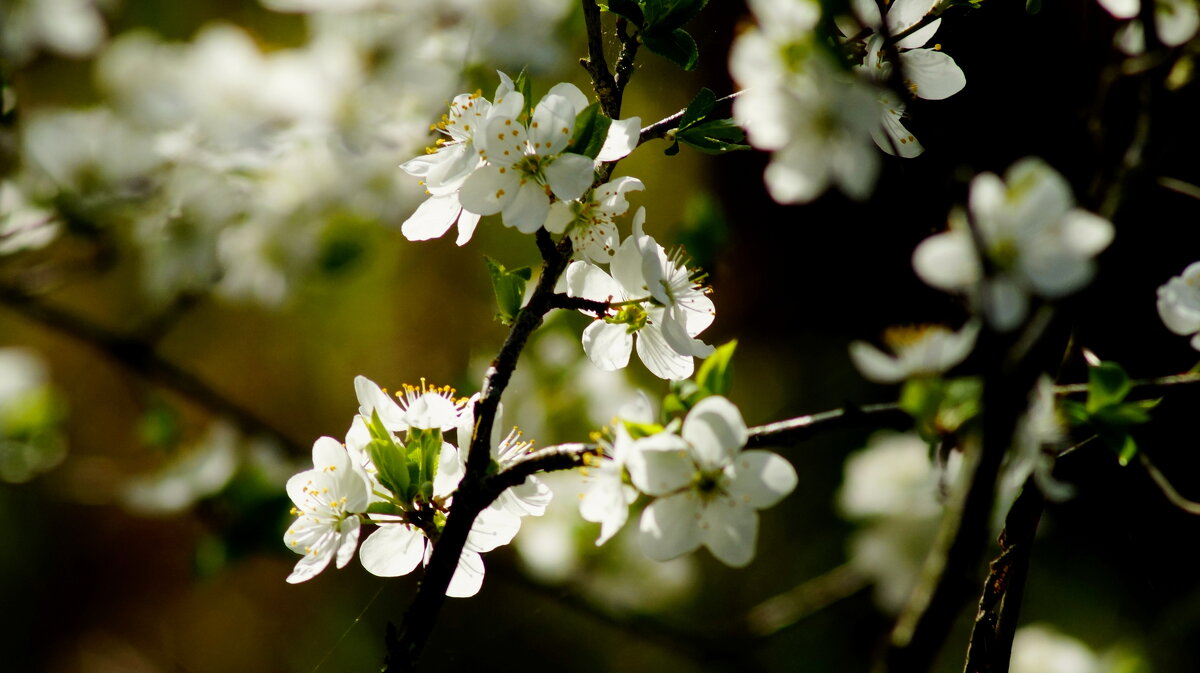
<box><xmin>1139</xmin><ymin>452</ymin><xmax>1200</xmax><ymax>515</ymax></box>
<box><xmin>745</xmin><ymin>563</ymin><xmax>870</xmax><ymax>637</ymax></box>
<box><xmin>638</xmin><ymin>91</ymin><xmax>743</xmax><ymax>146</ymax></box>
<box><xmin>0</xmin><ymin>282</ymin><xmax>306</xmax><ymax>455</ymax></box>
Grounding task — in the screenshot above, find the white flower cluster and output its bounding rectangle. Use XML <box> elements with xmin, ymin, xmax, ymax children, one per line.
<box><xmin>579</xmin><ymin>396</ymin><xmax>798</xmax><ymax>567</ymax></box>
<box><xmin>283</xmin><ymin>376</ymin><xmax>550</xmax><ymax>597</ymax></box>
<box><xmin>912</xmin><ymin>157</ymin><xmax>1114</xmax><ymax>331</ymax></box>
<box><xmin>398</xmin><ymin>72</ymin><xmax>640</xmax><ymax>244</ymax></box>
<box><xmin>9</xmin><ymin>2</ymin><xmax>577</xmax><ymax>306</ymax></box>
<box><xmin>1156</xmin><ymin>261</ymin><xmax>1200</xmax><ymax>349</ymax></box>
<box><xmin>729</xmin><ymin>0</ymin><xmax>967</xmax><ymax>204</ymax></box>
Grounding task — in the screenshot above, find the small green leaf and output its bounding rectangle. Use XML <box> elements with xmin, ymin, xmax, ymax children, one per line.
<box><xmin>1025</xmin><ymin>0</ymin><xmax>1042</xmax><ymax>14</ymax></box>
<box><xmin>367</xmin><ymin>437</ymin><xmax>410</xmax><ymax>500</ymax></box>
<box><xmin>564</xmin><ymin>101</ymin><xmax>612</xmax><ymax>159</ymax></box>
<box><xmin>664</xmin><ymin>140</ymin><xmax>681</xmax><ymax>156</ymax></box>
<box><xmin>696</xmin><ymin>340</ymin><xmax>737</xmax><ymax>397</ymax></box>
<box><xmin>1087</xmin><ymin>361</ymin><xmax>1132</xmax><ymax>413</ymax></box>
<box><xmin>678</xmin><ymin>88</ymin><xmax>717</xmax><ymax>131</ymax></box>
<box><xmin>642</xmin><ymin>0</ymin><xmax>709</xmax><ymax>31</ymax></box>
<box><xmin>677</xmin><ymin>119</ymin><xmax>750</xmax><ymax>154</ymax></box>
<box><xmin>603</xmin><ymin>0</ymin><xmax>644</xmax><ymax>24</ymax></box>
<box><xmin>485</xmin><ymin>256</ymin><xmax>533</xmax><ymax>325</ymax></box>
<box><xmin>642</xmin><ymin>27</ymin><xmax>700</xmax><ymax>70</ymax></box>
<box><xmin>367</xmin><ymin>501</ymin><xmax>405</xmax><ymax>516</ymax></box>
<box><xmin>1061</xmin><ymin>399</ymin><xmax>1090</xmax><ymax>427</ymax></box>
<box><xmin>1117</xmin><ymin>433</ymin><xmax>1138</xmax><ymax>466</ymax></box>
<box><xmin>623</xmin><ymin>420</ymin><xmax>665</xmax><ymax>439</ymax></box>
<box><xmin>937</xmin><ymin>377</ymin><xmax>983</xmax><ymax>433</ymax></box>
<box><xmin>513</xmin><ymin>67</ymin><xmax>534</xmax><ymax>121</ymax></box>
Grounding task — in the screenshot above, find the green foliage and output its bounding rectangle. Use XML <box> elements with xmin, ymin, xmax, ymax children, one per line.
<box><xmin>485</xmin><ymin>256</ymin><xmax>533</xmax><ymax>325</ymax></box>
<box><xmin>899</xmin><ymin>377</ymin><xmax>983</xmax><ymax>442</ymax></box>
<box><xmin>513</xmin><ymin>67</ymin><xmax>535</xmax><ymax>121</ymax></box>
<box><xmin>662</xmin><ymin>340</ymin><xmax>737</xmax><ymax>418</ymax></box>
<box><xmin>1062</xmin><ymin>360</ymin><xmax>1156</xmax><ymax>466</ymax></box>
<box><xmin>665</xmin><ymin>88</ymin><xmax>749</xmax><ymax>156</ymax></box>
<box><xmin>564</xmin><ymin>101</ymin><xmax>613</xmax><ymax>159</ymax></box>
<box><xmin>603</xmin><ymin>0</ymin><xmax>710</xmax><ymax>70</ymax></box>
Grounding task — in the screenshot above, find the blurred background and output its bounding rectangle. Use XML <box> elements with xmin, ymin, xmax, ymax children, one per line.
<box><xmin>3</xmin><ymin>0</ymin><xmax>1200</xmax><ymax>671</ymax></box>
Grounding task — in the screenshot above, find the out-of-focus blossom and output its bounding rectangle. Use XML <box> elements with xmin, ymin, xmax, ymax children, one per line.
<box><xmin>1010</xmin><ymin>625</ymin><xmax>1107</xmax><ymax>673</ymax></box>
<box><xmin>1</xmin><ymin>0</ymin><xmax>107</xmax><ymax>64</ymax></box>
<box><xmin>912</xmin><ymin>158</ymin><xmax>1114</xmax><ymax>331</ymax></box>
<box><xmin>122</xmin><ymin>422</ymin><xmax>240</xmax><ymax>515</ymax></box>
<box><xmin>0</xmin><ymin>181</ymin><xmax>60</xmax><ymax>255</ymax></box>
<box><xmin>1157</xmin><ymin>261</ymin><xmax>1200</xmax><ymax>349</ymax></box>
<box><xmin>1096</xmin><ymin>0</ymin><xmax>1199</xmax><ymax>54</ymax></box>
<box><xmin>850</xmin><ymin>322</ymin><xmax>979</xmax><ymax>383</ymax></box>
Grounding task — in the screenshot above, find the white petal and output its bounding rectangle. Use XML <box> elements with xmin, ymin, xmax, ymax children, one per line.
<box><xmin>986</xmin><ymin>276</ymin><xmax>1029</xmax><ymax>332</ymax></box>
<box><xmin>433</xmin><ymin>442</ymin><xmax>465</xmax><ymax>499</ymax></box>
<box><xmin>501</xmin><ymin>180</ymin><xmax>551</xmax><ymax>233</ymax></box>
<box><xmin>582</xmin><ymin>320</ymin><xmax>632</xmax><ymax>371</ymax></box>
<box><xmin>639</xmin><ymin>492</ymin><xmax>703</xmax><ymax>561</ymax></box>
<box><xmin>636</xmin><ymin>324</ymin><xmax>695</xmax><ymax>380</ymax></box>
<box><xmin>454</xmin><ymin>210</ymin><xmax>481</xmax><ymax>246</ymax></box>
<box><xmin>849</xmin><ymin>341</ymin><xmax>906</xmax><ymax>383</ymax></box>
<box><xmin>543</xmin><ymin>200</ymin><xmax>574</xmax><ymax>234</ymax></box>
<box><xmin>699</xmin><ymin>497</ymin><xmax>759</xmax><ymax>567</ymax></box>
<box><xmin>682</xmin><ymin>396</ymin><xmax>748</xmax><ymax>471</ymax></box>
<box><xmin>611</xmin><ymin>233</ymin><xmax>650</xmax><ymax>296</ymax></box>
<box><xmin>580</xmin><ymin>473</ymin><xmax>632</xmax><ymax>545</ymax></box>
<box><xmin>287</xmin><ymin>547</ymin><xmax>334</xmax><ymax>584</ymax></box>
<box><xmin>544</xmin><ymin>153</ymin><xmax>595</xmax><ymax>202</ymax></box>
<box><xmin>596</xmin><ymin>117</ymin><xmax>642</xmax><ymax>162</ymax></box>
<box><xmin>544</xmin><ymin>83</ymin><xmax>589</xmax><ymax>119</ymax></box>
<box><xmin>726</xmin><ymin>450</ymin><xmax>798</xmax><ymax>509</ymax></box>
<box><xmin>401</xmin><ymin>195</ymin><xmax>460</xmax><ymax>242</ymax></box>
<box><xmin>459</xmin><ymin>165</ymin><xmax>519</xmax><ymax>216</ymax></box>
<box><xmin>479</xmin><ymin>114</ymin><xmax>529</xmax><ymax>162</ymax></box>
<box><xmin>1097</xmin><ymin>0</ymin><xmax>1139</xmax><ymax>19</ymax></box>
<box><xmin>626</xmin><ymin>432</ymin><xmax>694</xmax><ymax>496</ymax></box>
<box><xmin>594</xmin><ymin>175</ymin><xmax>644</xmax><ymax>215</ymax></box>
<box><xmin>1059</xmin><ymin>209</ymin><xmax>1114</xmax><ymax>257</ymax></box>
<box><xmin>912</xmin><ymin>230</ymin><xmax>980</xmax><ymax>291</ymax></box>
<box><xmin>896</xmin><ymin>19</ymin><xmax>941</xmax><ymax>50</ymax></box>
<box><xmin>466</xmin><ymin>507</ymin><xmax>521</xmax><ymax>553</ymax></box>
<box><xmin>355</xmin><ymin>375</ymin><xmax>407</xmax><ymax>432</ymax></box>
<box><xmin>565</xmin><ymin>260</ymin><xmax>622</xmax><ymax>301</ymax></box>
<box><xmin>334</xmin><ymin>518</ymin><xmax>362</xmax><ymax>569</ymax></box>
<box><xmin>531</xmin><ymin>90</ymin><xmax>579</xmax><ymax>154</ymax></box>
<box><xmin>445</xmin><ymin>549</ymin><xmax>486</xmax><ymax>598</ymax></box>
<box><xmin>359</xmin><ymin>525</ymin><xmax>425</xmax><ymax>577</ymax></box>
<box><xmin>901</xmin><ymin>49</ymin><xmax>966</xmax><ymax>101</ymax></box>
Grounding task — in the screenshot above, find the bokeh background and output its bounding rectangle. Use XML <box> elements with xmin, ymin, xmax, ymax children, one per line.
<box><xmin>3</xmin><ymin>0</ymin><xmax>1200</xmax><ymax>671</ymax></box>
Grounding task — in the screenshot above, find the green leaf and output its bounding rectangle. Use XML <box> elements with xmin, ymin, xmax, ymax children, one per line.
<box><xmin>642</xmin><ymin>27</ymin><xmax>700</xmax><ymax>70</ymax></box>
<box><xmin>367</xmin><ymin>437</ymin><xmax>410</xmax><ymax>500</ymax></box>
<box><xmin>513</xmin><ymin>67</ymin><xmax>534</xmax><ymax>121</ymax></box>
<box><xmin>1116</xmin><ymin>433</ymin><xmax>1138</xmax><ymax>466</ymax></box>
<box><xmin>677</xmin><ymin>119</ymin><xmax>750</xmax><ymax>154</ymax></box>
<box><xmin>623</xmin><ymin>420</ymin><xmax>665</xmax><ymax>439</ymax></box>
<box><xmin>678</xmin><ymin>87</ymin><xmax>716</xmax><ymax>131</ymax></box>
<box><xmin>642</xmin><ymin>0</ymin><xmax>709</xmax><ymax>31</ymax></box>
<box><xmin>367</xmin><ymin>501</ymin><xmax>405</xmax><ymax>516</ymax></box>
<box><xmin>1061</xmin><ymin>399</ymin><xmax>1090</xmax><ymax>427</ymax></box>
<box><xmin>603</xmin><ymin>0</ymin><xmax>644</xmax><ymax>24</ymax></box>
<box><xmin>696</xmin><ymin>340</ymin><xmax>737</xmax><ymax>397</ymax></box>
<box><xmin>485</xmin><ymin>256</ymin><xmax>533</xmax><ymax>325</ymax></box>
<box><xmin>1087</xmin><ymin>361</ymin><xmax>1132</xmax><ymax>413</ymax></box>
<box><xmin>664</xmin><ymin>140</ymin><xmax>681</xmax><ymax>156</ymax></box>
<box><xmin>564</xmin><ymin>101</ymin><xmax>612</xmax><ymax>160</ymax></box>
<box><xmin>937</xmin><ymin>377</ymin><xmax>983</xmax><ymax>433</ymax></box>
<box><xmin>1025</xmin><ymin>0</ymin><xmax>1042</xmax><ymax>13</ymax></box>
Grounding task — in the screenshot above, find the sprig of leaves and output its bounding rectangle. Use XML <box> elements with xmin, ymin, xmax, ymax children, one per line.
<box><xmin>665</xmin><ymin>88</ymin><xmax>749</xmax><ymax>156</ymax></box>
<box><xmin>1061</xmin><ymin>360</ymin><xmax>1157</xmax><ymax>466</ymax></box>
<box><xmin>602</xmin><ymin>0</ymin><xmax>710</xmax><ymax>70</ymax></box>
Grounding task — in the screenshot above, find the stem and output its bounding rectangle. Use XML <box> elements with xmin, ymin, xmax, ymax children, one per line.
<box><xmin>1139</xmin><ymin>451</ymin><xmax>1200</xmax><ymax>515</ymax></box>
<box><xmin>638</xmin><ymin>91</ymin><xmax>743</xmax><ymax>146</ymax></box>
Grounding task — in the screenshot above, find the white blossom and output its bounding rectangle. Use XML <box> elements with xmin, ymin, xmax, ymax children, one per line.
<box><xmin>284</xmin><ymin>436</ymin><xmax>372</xmax><ymax>583</ymax></box>
<box><xmin>912</xmin><ymin>158</ymin><xmax>1114</xmax><ymax>330</ymax></box>
<box><xmin>630</xmin><ymin>396</ymin><xmax>797</xmax><ymax>567</ymax></box>
<box><xmin>849</xmin><ymin>322</ymin><xmax>979</xmax><ymax>383</ymax></box>
<box><xmin>544</xmin><ymin>176</ymin><xmax>644</xmax><ymax>263</ymax></box>
<box><xmin>1096</xmin><ymin>0</ymin><xmax>1199</xmax><ymax>54</ymax></box>
<box><xmin>1156</xmin><ymin>261</ymin><xmax>1200</xmax><ymax>349</ymax></box>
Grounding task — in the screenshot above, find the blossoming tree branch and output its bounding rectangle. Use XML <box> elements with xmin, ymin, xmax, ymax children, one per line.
<box><xmin>3</xmin><ymin>0</ymin><xmax>1199</xmax><ymax>671</ymax></box>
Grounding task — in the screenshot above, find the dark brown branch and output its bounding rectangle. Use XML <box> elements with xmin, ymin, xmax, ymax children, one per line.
<box><xmin>962</xmin><ymin>479</ymin><xmax>1045</xmax><ymax>673</ymax></box>
<box><xmin>546</xmin><ymin>293</ymin><xmax>610</xmax><ymax>316</ymax></box>
<box><xmin>0</xmin><ymin>282</ymin><xmax>306</xmax><ymax>455</ymax></box>
<box><xmin>580</xmin><ymin>0</ymin><xmax>619</xmax><ymax>118</ymax></box>
<box><xmin>638</xmin><ymin>91</ymin><xmax>743</xmax><ymax>147</ymax></box>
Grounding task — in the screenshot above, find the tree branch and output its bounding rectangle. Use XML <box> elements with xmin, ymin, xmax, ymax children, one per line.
<box><xmin>0</xmin><ymin>282</ymin><xmax>306</xmax><ymax>455</ymax></box>
<box><xmin>638</xmin><ymin>91</ymin><xmax>743</xmax><ymax>147</ymax></box>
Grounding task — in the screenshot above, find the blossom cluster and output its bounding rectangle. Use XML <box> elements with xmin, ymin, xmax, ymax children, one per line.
<box><xmin>730</xmin><ymin>0</ymin><xmax>967</xmax><ymax>204</ymax></box>
<box><xmin>579</xmin><ymin>395</ymin><xmax>798</xmax><ymax>567</ymax></box>
<box><xmin>283</xmin><ymin>376</ymin><xmax>550</xmax><ymax>597</ymax></box>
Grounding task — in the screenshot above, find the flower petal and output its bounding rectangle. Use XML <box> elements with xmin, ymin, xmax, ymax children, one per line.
<box><xmin>582</xmin><ymin>320</ymin><xmax>633</xmax><ymax>371</ymax></box>
<box><xmin>727</xmin><ymin>450</ymin><xmax>798</xmax><ymax>509</ymax></box>
<box><xmin>459</xmin><ymin>165</ymin><xmax>518</xmax><ymax>216</ymax></box>
<box><xmin>445</xmin><ymin>549</ymin><xmax>486</xmax><ymax>598</ymax></box>
<box><xmin>544</xmin><ymin>152</ymin><xmax>595</xmax><ymax>202</ymax></box>
<box><xmin>636</xmin><ymin>323</ymin><xmax>695</xmax><ymax>380</ymax></box>
<box><xmin>596</xmin><ymin>116</ymin><xmax>642</xmax><ymax>162</ymax></box>
<box><xmin>849</xmin><ymin>341</ymin><xmax>906</xmax><ymax>384</ymax></box>
<box><xmin>626</xmin><ymin>432</ymin><xmax>693</xmax><ymax>496</ymax></box>
<box><xmin>900</xmin><ymin>49</ymin><xmax>965</xmax><ymax>101</ymax></box>
<box><xmin>359</xmin><ymin>524</ymin><xmax>425</xmax><ymax>577</ymax></box>
<box><xmin>401</xmin><ymin>194</ymin><xmax>460</xmax><ymax>242</ymax></box>
<box><xmin>501</xmin><ymin>179</ymin><xmax>551</xmax><ymax>233</ymax></box>
<box><xmin>639</xmin><ymin>492</ymin><xmax>703</xmax><ymax>561</ymax></box>
<box><xmin>912</xmin><ymin>229</ymin><xmax>980</xmax><ymax>291</ymax></box>
<box><xmin>699</xmin><ymin>497</ymin><xmax>759</xmax><ymax>567</ymax></box>
<box><xmin>681</xmin><ymin>396</ymin><xmax>748</xmax><ymax>471</ymax></box>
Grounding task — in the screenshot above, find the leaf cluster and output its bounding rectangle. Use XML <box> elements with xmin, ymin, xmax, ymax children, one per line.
<box><xmin>1062</xmin><ymin>361</ymin><xmax>1157</xmax><ymax>466</ymax></box>
<box><xmin>602</xmin><ymin>0</ymin><xmax>710</xmax><ymax>70</ymax></box>
<box><xmin>665</xmin><ymin>88</ymin><xmax>750</xmax><ymax>156</ymax></box>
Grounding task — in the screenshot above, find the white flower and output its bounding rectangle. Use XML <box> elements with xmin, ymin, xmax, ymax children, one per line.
<box><xmin>284</xmin><ymin>436</ymin><xmax>372</xmax><ymax>583</ymax></box>
<box><xmin>398</xmin><ymin>75</ymin><xmax>521</xmax><ymax>245</ymax></box>
<box><xmin>731</xmin><ymin>0</ymin><xmax>882</xmax><ymax>203</ymax></box>
<box><xmin>458</xmin><ymin>82</ymin><xmax>596</xmax><ymax>233</ymax></box>
<box><xmin>1</xmin><ymin>0</ymin><xmax>107</xmax><ymax>64</ymax></box>
<box><xmin>357</xmin><ymin>432</ymin><xmax>521</xmax><ymax>597</ymax></box>
<box><xmin>849</xmin><ymin>322</ymin><xmax>979</xmax><ymax>383</ymax></box>
<box><xmin>353</xmin><ymin>375</ymin><xmax>464</xmax><ymax>433</ymax></box>
<box><xmin>457</xmin><ymin>394</ymin><xmax>553</xmax><ymax>519</ymax></box>
<box><xmin>1006</xmin><ymin>375</ymin><xmax>1074</xmax><ymax>502</ymax></box>
<box><xmin>0</xmin><ymin>181</ymin><xmax>61</xmax><ymax>255</ymax></box>
<box><xmin>912</xmin><ymin>158</ymin><xmax>1114</xmax><ymax>330</ymax></box>
<box><xmin>1096</xmin><ymin>0</ymin><xmax>1199</xmax><ymax>54</ymax></box>
<box><xmin>544</xmin><ymin>176</ymin><xmax>644</xmax><ymax>263</ymax></box>
<box><xmin>1156</xmin><ymin>261</ymin><xmax>1200</xmax><ymax>349</ymax></box>
<box><xmin>563</xmin><ymin>209</ymin><xmax>714</xmax><ymax>380</ymax></box>
<box><xmin>630</xmin><ymin>396</ymin><xmax>797</xmax><ymax>567</ymax></box>
<box><xmin>580</xmin><ymin>424</ymin><xmax>640</xmax><ymax>545</ymax></box>
<box><xmin>1010</xmin><ymin>624</ymin><xmax>1106</xmax><ymax>673</ymax></box>
<box><xmin>123</xmin><ymin>421</ymin><xmax>240</xmax><ymax>515</ymax></box>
